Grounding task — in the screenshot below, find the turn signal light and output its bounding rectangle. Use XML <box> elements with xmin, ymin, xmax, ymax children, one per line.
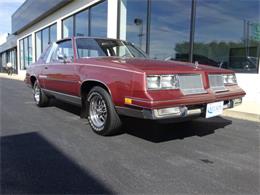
<box><xmin>124</xmin><ymin>98</ymin><xmax>132</xmax><ymax>104</ymax></box>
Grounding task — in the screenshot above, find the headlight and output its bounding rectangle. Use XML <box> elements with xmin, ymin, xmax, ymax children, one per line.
<box><xmin>147</xmin><ymin>76</ymin><xmax>160</xmax><ymax>89</ymax></box>
<box><xmin>146</xmin><ymin>75</ymin><xmax>179</xmax><ymax>90</ymax></box>
<box><xmin>223</xmin><ymin>74</ymin><xmax>237</xmax><ymax>85</ymax></box>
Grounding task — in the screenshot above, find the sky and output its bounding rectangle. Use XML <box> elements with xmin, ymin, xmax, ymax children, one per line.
<box><xmin>0</xmin><ymin>0</ymin><xmax>25</xmax><ymax>44</ymax></box>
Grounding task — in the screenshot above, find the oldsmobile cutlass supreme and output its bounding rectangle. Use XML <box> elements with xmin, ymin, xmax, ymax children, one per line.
<box><xmin>25</xmin><ymin>37</ymin><xmax>245</xmax><ymax>135</ymax></box>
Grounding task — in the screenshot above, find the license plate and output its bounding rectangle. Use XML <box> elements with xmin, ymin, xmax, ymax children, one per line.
<box><xmin>206</xmin><ymin>101</ymin><xmax>224</xmax><ymax>118</ymax></box>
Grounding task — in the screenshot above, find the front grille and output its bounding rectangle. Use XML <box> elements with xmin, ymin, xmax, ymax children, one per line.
<box><xmin>208</xmin><ymin>74</ymin><xmax>227</xmax><ymax>92</ymax></box>
<box><xmin>178</xmin><ymin>74</ymin><xmax>207</xmax><ymax>95</ymax></box>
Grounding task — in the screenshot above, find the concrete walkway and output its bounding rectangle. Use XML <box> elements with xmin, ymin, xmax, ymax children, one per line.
<box><xmin>1</xmin><ymin>73</ymin><xmax>259</xmax><ymax>123</ymax></box>
<box><xmin>0</xmin><ymin>73</ymin><xmax>25</xmax><ymax>81</ymax></box>
<box><xmin>223</xmin><ymin>101</ymin><xmax>260</xmax><ymax>123</ymax></box>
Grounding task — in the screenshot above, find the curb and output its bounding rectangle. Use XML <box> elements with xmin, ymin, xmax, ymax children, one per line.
<box><xmin>222</xmin><ymin>110</ymin><xmax>260</xmax><ymax>123</ymax></box>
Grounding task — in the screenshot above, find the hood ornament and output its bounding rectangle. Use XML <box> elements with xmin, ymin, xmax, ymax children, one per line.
<box><xmin>194</xmin><ymin>61</ymin><xmax>199</xmax><ymax>69</ymax></box>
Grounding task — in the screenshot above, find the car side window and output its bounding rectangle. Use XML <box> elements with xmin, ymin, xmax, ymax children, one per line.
<box><xmin>43</xmin><ymin>45</ymin><xmax>53</xmax><ymax>62</ymax></box>
<box><xmin>51</xmin><ymin>40</ymin><xmax>74</xmax><ymax>63</ymax></box>
<box><xmin>76</xmin><ymin>38</ymin><xmax>106</xmax><ymax>58</ymax></box>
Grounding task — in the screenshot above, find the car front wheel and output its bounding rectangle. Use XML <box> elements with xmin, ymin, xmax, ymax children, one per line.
<box><xmin>86</xmin><ymin>86</ymin><xmax>122</xmax><ymax>136</ymax></box>
<box><xmin>33</xmin><ymin>82</ymin><xmax>49</xmax><ymax>107</ymax></box>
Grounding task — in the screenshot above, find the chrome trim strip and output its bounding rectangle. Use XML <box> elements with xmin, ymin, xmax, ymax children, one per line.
<box><xmin>45</xmin><ymin>77</ymin><xmax>78</xmax><ymax>83</ymax></box>
<box><xmin>115</xmin><ymin>106</ymin><xmax>202</xmax><ymax>120</ymax></box>
<box><xmin>42</xmin><ymin>89</ymin><xmax>81</xmax><ymax>105</ymax></box>
<box><xmin>39</xmin><ymin>75</ymin><xmax>47</xmax><ymax>79</ymax></box>
<box><xmin>187</xmin><ymin>108</ymin><xmax>202</xmax><ymax>115</ymax></box>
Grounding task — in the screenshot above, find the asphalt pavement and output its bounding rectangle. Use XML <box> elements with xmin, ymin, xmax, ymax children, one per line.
<box><xmin>1</xmin><ymin>77</ymin><xmax>260</xmax><ymax>194</ymax></box>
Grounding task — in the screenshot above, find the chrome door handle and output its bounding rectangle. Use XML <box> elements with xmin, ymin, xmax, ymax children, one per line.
<box><xmin>44</xmin><ymin>67</ymin><xmax>48</xmax><ymax>69</ymax></box>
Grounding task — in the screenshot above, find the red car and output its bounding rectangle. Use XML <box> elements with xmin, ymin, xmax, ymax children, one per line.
<box><xmin>25</xmin><ymin>37</ymin><xmax>245</xmax><ymax>136</ymax></box>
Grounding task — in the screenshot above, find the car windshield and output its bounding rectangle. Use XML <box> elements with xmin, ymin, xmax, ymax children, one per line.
<box><xmin>76</xmin><ymin>38</ymin><xmax>147</xmax><ymax>59</ymax></box>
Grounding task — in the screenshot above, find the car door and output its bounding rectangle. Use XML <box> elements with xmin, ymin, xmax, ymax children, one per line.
<box><xmin>43</xmin><ymin>39</ymin><xmax>79</xmax><ymax>97</ymax></box>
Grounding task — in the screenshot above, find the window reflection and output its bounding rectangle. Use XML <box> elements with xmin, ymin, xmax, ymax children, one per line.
<box><xmin>122</xmin><ymin>0</ymin><xmax>259</xmax><ymax>73</ymax></box>
<box><xmin>50</xmin><ymin>24</ymin><xmax>57</xmax><ymax>43</ymax></box>
<box><xmin>125</xmin><ymin>0</ymin><xmax>147</xmax><ymax>51</ymax></box>
<box><xmin>42</xmin><ymin>28</ymin><xmax>49</xmax><ymax>53</ymax></box>
<box><xmin>3</xmin><ymin>49</ymin><xmax>17</xmax><ymax>72</ymax></box>
<box><xmin>19</xmin><ymin>35</ymin><xmax>32</xmax><ymax>70</ymax></box>
<box><xmin>28</xmin><ymin>36</ymin><xmax>32</xmax><ymax>66</ymax></box>
<box><xmin>90</xmin><ymin>1</ymin><xmax>107</xmax><ymax>37</ymax></box>
<box><xmin>61</xmin><ymin>1</ymin><xmax>107</xmax><ymax>38</ymax></box>
<box><xmin>75</xmin><ymin>10</ymin><xmax>89</xmax><ymax>36</ymax></box>
<box><xmin>63</xmin><ymin>16</ymin><xmax>74</xmax><ymax>38</ymax></box>
<box><xmin>150</xmin><ymin>0</ymin><xmax>191</xmax><ymax>60</ymax></box>
<box><xmin>35</xmin><ymin>31</ymin><xmax>41</xmax><ymax>60</ymax></box>
<box><xmin>194</xmin><ymin>0</ymin><xmax>260</xmax><ymax>73</ymax></box>
<box><xmin>19</xmin><ymin>39</ymin><xmax>24</xmax><ymax>69</ymax></box>
<box><xmin>24</xmin><ymin>37</ymin><xmax>29</xmax><ymax>68</ymax></box>
<box><xmin>35</xmin><ymin>23</ymin><xmax>57</xmax><ymax>60</ymax></box>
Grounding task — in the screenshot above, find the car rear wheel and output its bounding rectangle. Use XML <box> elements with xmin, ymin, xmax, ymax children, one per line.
<box><xmin>86</xmin><ymin>86</ymin><xmax>122</xmax><ymax>136</ymax></box>
<box><xmin>33</xmin><ymin>82</ymin><xmax>49</xmax><ymax>107</ymax></box>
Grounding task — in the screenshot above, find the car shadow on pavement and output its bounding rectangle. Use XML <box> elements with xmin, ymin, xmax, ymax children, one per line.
<box><xmin>122</xmin><ymin>117</ymin><xmax>232</xmax><ymax>143</ymax></box>
<box><xmin>0</xmin><ymin>132</ymin><xmax>114</xmax><ymax>194</ymax></box>
<box><xmin>49</xmin><ymin>99</ymin><xmax>82</xmax><ymax>116</ymax></box>
<box><xmin>49</xmin><ymin>99</ymin><xmax>232</xmax><ymax>143</ymax></box>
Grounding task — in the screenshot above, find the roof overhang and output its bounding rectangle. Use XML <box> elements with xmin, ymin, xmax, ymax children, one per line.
<box><xmin>12</xmin><ymin>0</ymin><xmax>71</xmax><ymax>34</ymax></box>
<box><xmin>0</xmin><ymin>35</ymin><xmax>17</xmax><ymax>53</ymax></box>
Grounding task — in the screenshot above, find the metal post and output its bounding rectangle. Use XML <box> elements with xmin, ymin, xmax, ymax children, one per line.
<box><xmin>117</xmin><ymin>0</ymin><xmax>121</xmax><ymax>39</ymax></box>
<box><xmin>189</xmin><ymin>0</ymin><xmax>197</xmax><ymax>62</ymax></box>
<box><xmin>146</xmin><ymin>0</ymin><xmax>151</xmax><ymax>55</ymax></box>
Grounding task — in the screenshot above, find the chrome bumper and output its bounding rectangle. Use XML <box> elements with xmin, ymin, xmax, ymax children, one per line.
<box><xmin>116</xmin><ymin>98</ymin><xmax>242</xmax><ymax>120</ymax></box>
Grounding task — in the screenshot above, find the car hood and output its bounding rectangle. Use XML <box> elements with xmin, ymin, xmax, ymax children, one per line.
<box><xmin>77</xmin><ymin>57</ymin><xmax>233</xmax><ymax>74</ymax></box>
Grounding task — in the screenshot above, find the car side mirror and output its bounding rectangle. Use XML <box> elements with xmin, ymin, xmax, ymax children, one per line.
<box><xmin>58</xmin><ymin>54</ymin><xmax>65</xmax><ymax>61</ymax></box>
<box><xmin>57</xmin><ymin>54</ymin><xmax>71</xmax><ymax>63</ymax></box>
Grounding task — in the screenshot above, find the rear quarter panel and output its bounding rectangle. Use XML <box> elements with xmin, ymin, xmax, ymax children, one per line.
<box><xmin>25</xmin><ymin>63</ymin><xmax>44</xmax><ymax>87</ymax></box>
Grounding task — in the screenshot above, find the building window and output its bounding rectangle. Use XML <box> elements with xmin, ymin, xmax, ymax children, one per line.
<box><xmin>1</xmin><ymin>53</ymin><xmax>6</xmax><ymax>68</ymax></box>
<box><xmin>9</xmin><ymin>49</ymin><xmax>17</xmax><ymax>72</ymax></box>
<box><xmin>90</xmin><ymin>1</ymin><xmax>108</xmax><ymax>37</ymax></box>
<box><xmin>124</xmin><ymin>0</ymin><xmax>148</xmax><ymax>52</ymax></box>
<box><xmin>150</xmin><ymin>0</ymin><xmax>191</xmax><ymax>60</ymax></box>
<box><xmin>75</xmin><ymin>10</ymin><xmax>89</xmax><ymax>36</ymax></box>
<box><xmin>19</xmin><ymin>35</ymin><xmax>32</xmax><ymax>70</ymax></box>
<box><xmin>19</xmin><ymin>39</ymin><xmax>24</xmax><ymax>69</ymax></box>
<box><xmin>35</xmin><ymin>23</ymin><xmax>57</xmax><ymax>60</ymax></box>
<box><xmin>50</xmin><ymin>24</ymin><xmax>57</xmax><ymax>43</ymax></box>
<box><xmin>62</xmin><ymin>1</ymin><xmax>108</xmax><ymax>38</ymax></box>
<box><xmin>35</xmin><ymin>31</ymin><xmax>41</xmax><ymax>60</ymax></box>
<box><xmin>42</xmin><ymin>28</ymin><xmax>49</xmax><ymax>53</ymax></box>
<box><xmin>194</xmin><ymin>0</ymin><xmax>260</xmax><ymax>73</ymax></box>
<box><xmin>63</xmin><ymin>16</ymin><xmax>74</xmax><ymax>38</ymax></box>
<box><xmin>122</xmin><ymin>0</ymin><xmax>191</xmax><ymax>58</ymax></box>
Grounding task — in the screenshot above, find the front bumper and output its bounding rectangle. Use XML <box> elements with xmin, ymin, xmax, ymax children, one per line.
<box><xmin>116</xmin><ymin>98</ymin><xmax>242</xmax><ymax>120</ymax></box>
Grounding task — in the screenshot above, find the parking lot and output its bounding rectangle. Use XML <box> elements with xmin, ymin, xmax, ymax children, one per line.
<box><xmin>1</xmin><ymin>77</ymin><xmax>259</xmax><ymax>194</ymax></box>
